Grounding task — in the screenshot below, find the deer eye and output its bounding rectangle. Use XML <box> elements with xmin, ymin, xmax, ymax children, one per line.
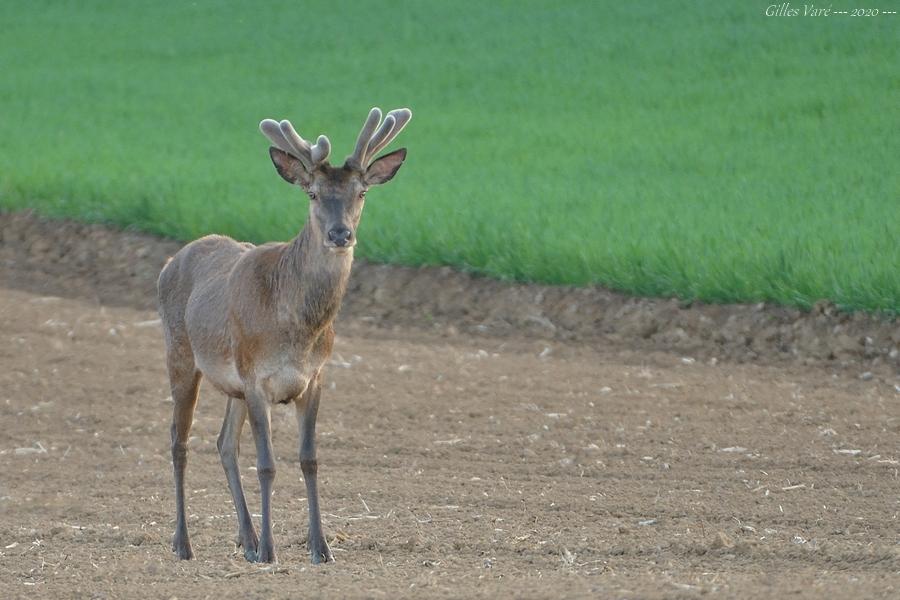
<box><xmin>358</xmin><ymin>191</ymin><xmax>366</xmax><ymax>200</ymax></box>
<box><xmin>308</xmin><ymin>192</ymin><xmax>318</xmax><ymax>201</ymax></box>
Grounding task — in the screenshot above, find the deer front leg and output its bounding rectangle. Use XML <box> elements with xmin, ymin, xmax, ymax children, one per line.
<box><xmin>296</xmin><ymin>376</ymin><xmax>334</xmax><ymax>564</ymax></box>
<box><xmin>217</xmin><ymin>397</ymin><xmax>259</xmax><ymax>560</ymax></box>
<box><xmin>245</xmin><ymin>392</ymin><xmax>277</xmax><ymax>563</ymax></box>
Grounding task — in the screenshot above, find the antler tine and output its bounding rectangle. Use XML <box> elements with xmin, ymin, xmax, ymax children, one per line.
<box><xmin>364</xmin><ymin>115</ymin><xmax>396</xmax><ymax>161</ymax></box>
<box><xmin>260</xmin><ymin>119</ymin><xmax>300</xmax><ymax>155</ymax></box>
<box><xmin>310</xmin><ymin>135</ymin><xmax>331</xmax><ymax>164</ymax></box>
<box><xmin>348</xmin><ymin>107</ymin><xmax>382</xmax><ymax>169</ymax></box>
<box><xmin>366</xmin><ymin>108</ymin><xmax>412</xmax><ymax>159</ymax></box>
<box><xmin>280</xmin><ymin>120</ymin><xmax>315</xmax><ymax>163</ymax></box>
<box><xmin>281</xmin><ymin>121</ymin><xmax>331</xmax><ymax>167</ymax></box>
<box><xmin>259</xmin><ymin>118</ymin><xmax>314</xmax><ymax>170</ymax></box>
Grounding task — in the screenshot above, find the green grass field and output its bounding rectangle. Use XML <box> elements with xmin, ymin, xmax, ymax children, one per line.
<box><xmin>1</xmin><ymin>1</ymin><xmax>897</xmax><ymax>312</ymax></box>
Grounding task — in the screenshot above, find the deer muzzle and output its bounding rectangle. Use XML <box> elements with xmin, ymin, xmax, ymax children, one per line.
<box><xmin>326</xmin><ymin>226</ymin><xmax>354</xmax><ymax>249</ymax></box>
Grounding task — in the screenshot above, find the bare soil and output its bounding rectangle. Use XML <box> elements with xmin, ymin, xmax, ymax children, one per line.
<box><xmin>1</xmin><ymin>211</ymin><xmax>899</xmax><ymax>598</ymax></box>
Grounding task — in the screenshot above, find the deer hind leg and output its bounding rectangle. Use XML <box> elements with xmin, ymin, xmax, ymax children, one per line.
<box><xmin>296</xmin><ymin>375</ymin><xmax>334</xmax><ymax>564</ymax></box>
<box><xmin>245</xmin><ymin>391</ymin><xmax>277</xmax><ymax>563</ymax></box>
<box><xmin>217</xmin><ymin>396</ymin><xmax>259</xmax><ymax>560</ymax></box>
<box><xmin>168</xmin><ymin>351</ymin><xmax>201</xmax><ymax>560</ymax></box>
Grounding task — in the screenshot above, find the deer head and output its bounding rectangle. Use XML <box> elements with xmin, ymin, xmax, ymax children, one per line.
<box><xmin>260</xmin><ymin>107</ymin><xmax>411</xmax><ymax>254</ymax></box>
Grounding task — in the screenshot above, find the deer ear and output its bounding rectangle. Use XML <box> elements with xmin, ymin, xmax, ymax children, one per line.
<box><xmin>269</xmin><ymin>147</ymin><xmax>311</xmax><ymax>187</ymax></box>
<box><xmin>365</xmin><ymin>148</ymin><xmax>407</xmax><ymax>186</ymax></box>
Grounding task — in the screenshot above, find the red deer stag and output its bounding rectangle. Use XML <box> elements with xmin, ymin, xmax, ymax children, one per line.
<box><xmin>157</xmin><ymin>107</ymin><xmax>411</xmax><ymax>563</ymax></box>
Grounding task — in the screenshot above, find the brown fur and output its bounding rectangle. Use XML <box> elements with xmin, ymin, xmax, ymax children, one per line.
<box><xmin>158</xmin><ymin>230</ymin><xmax>351</xmax><ymax>402</ymax></box>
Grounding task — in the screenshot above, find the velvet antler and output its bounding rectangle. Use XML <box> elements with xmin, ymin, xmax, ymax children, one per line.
<box><xmin>259</xmin><ymin>118</ymin><xmax>331</xmax><ymax>170</ymax></box>
<box><xmin>346</xmin><ymin>107</ymin><xmax>412</xmax><ymax>170</ymax></box>
<box><xmin>260</xmin><ymin>107</ymin><xmax>410</xmax><ymax>172</ymax></box>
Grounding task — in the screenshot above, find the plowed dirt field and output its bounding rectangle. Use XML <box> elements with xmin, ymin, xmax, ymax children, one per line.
<box><xmin>1</xmin><ymin>214</ymin><xmax>898</xmax><ymax>598</ymax></box>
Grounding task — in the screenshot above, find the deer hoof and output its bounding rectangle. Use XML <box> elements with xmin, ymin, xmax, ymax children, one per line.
<box><xmin>310</xmin><ymin>543</ymin><xmax>334</xmax><ymax>565</ymax></box>
<box><xmin>173</xmin><ymin>537</ymin><xmax>194</xmax><ymax>560</ymax></box>
<box><xmin>252</xmin><ymin>543</ymin><xmax>277</xmax><ymax>564</ymax></box>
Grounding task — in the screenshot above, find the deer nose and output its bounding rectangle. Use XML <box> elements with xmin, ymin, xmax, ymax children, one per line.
<box><xmin>327</xmin><ymin>227</ymin><xmax>353</xmax><ymax>247</ymax></box>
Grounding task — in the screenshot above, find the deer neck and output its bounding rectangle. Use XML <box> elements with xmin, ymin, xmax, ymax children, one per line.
<box><xmin>278</xmin><ymin>225</ymin><xmax>353</xmax><ymax>331</ymax></box>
